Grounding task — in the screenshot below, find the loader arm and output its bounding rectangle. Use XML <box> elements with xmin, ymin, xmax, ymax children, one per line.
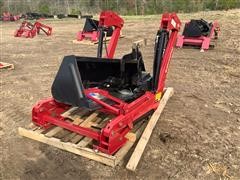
<box><xmin>77</xmin><ymin>11</ymin><xmax>124</xmax><ymax>59</ymax></box>
<box><xmin>153</xmin><ymin>13</ymin><xmax>181</xmax><ymax>94</ymax></box>
<box><xmin>34</xmin><ymin>21</ymin><xmax>52</xmax><ymax>36</ymax></box>
<box><xmin>97</xmin><ymin>11</ymin><xmax>124</xmax><ymax>58</ymax></box>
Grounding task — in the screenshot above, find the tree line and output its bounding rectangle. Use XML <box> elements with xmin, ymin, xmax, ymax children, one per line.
<box><xmin>0</xmin><ymin>0</ymin><xmax>239</xmax><ymax>15</ymax></box>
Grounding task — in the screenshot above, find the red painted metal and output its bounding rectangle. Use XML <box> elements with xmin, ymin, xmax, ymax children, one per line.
<box><xmin>14</xmin><ymin>21</ymin><xmax>52</xmax><ymax>38</ymax></box>
<box><xmin>77</xmin><ymin>31</ymin><xmax>99</xmax><ymax>42</ymax></box>
<box><xmin>176</xmin><ymin>21</ymin><xmax>220</xmax><ymax>50</ymax></box>
<box><xmin>157</xmin><ymin>13</ymin><xmax>181</xmax><ymax>93</ymax></box>
<box><xmin>76</xmin><ymin>11</ymin><xmax>124</xmax><ymax>59</ymax></box>
<box><xmin>2</xmin><ymin>12</ymin><xmax>20</xmax><ymax>21</ymax></box>
<box><xmin>32</xmin><ymin>13</ymin><xmax>181</xmax><ymax>155</ymax></box>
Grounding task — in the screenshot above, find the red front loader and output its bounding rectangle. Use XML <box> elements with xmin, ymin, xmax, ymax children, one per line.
<box><xmin>15</xmin><ymin>21</ymin><xmax>52</xmax><ymax>38</ymax></box>
<box><xmin>31</xmin><ymin>13</ymin><xmax>181</xmax><ymax>155</ymax></box>
<box><xmin>77</xmin><ymin>11</ymin><xmax>124</xmax><ymax>59</ymax></box>
<box><xmin>176</xmin><ymin>19</ymin><xmax>220</xmax><ymax>51</ymax></box>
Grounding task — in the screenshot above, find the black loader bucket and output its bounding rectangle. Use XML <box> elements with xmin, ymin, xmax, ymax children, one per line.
<box><xmin>83</xmin><ymin>18</ymin><xmax>99</xmax><ymax>32</ymax></box>
<box><xmin>51</xmin><ymin>54</ymin><xmax>145</xmax><ymax>108</ymax></box>
<box><xmin>183</xmin><ymin>19</ymin><xmax>212</xmax><ymax>37</ymax></box>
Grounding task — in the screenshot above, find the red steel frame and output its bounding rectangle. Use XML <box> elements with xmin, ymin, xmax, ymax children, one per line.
<box><xmin>32</xmin><ymin>13</ymin><xmax>181</xmax><ymax>155</ymax></box>
<box><xmin>0</xmin><ymin>63</ymin><xmax>7</xmax><ymax>68</ymax></box>
<box><xmin>76</xmin><ymin>11</ymin><xmax>124</xmax><ymax>59</ymax></box>
<box><xmin>77</xmin><ymin>31</ymin><xmax>99</xmax><ymax>42</ymax></box>
<box><xmin>15</xmin><ymin>21</ymin><xmax>52</xmax><ymax>38</ymax></box>
<box><xmin>2</xmin><ymin>12</ymin><xmax>20</xmax><ymax>21</ymax></box>
<box><xmin>176</xmin><ymin>21</ymin><xmax>220</xmax><ymax>50</ymax></box>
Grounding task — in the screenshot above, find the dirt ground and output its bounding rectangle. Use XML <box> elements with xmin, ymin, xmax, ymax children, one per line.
<box><xmin>0</xmin><ymin>9</ymin><xmax>240</xmax><ymax>180</ymax></box>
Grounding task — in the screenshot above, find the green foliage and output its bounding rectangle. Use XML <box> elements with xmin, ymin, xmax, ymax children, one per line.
<box><xmin>0</xmin><ymin>0</ymin><xmax>3</xmax><ymax>7</ymax></box>
<box><xmin>39</xmin><ymin>3</ymin><xmax>50</xmax><ymax>14</ymax></box>
<box><xmin>71</xmin><ymin>8</ymin><xmax>79</xmax><ymax>15</ymax></box>
<box><xmin>205</xmin><ymin>0</ymin><xmax>216</xmax><ymax>10</ymax></box>
<box><xmin>217</xmin><ymin>0</ymin><xmax>240</xmax><ymax>10</ymax></box>
<box><xmin>0</xmin><ymin>0</ymin><xmax>4</xmax><ymax>14</ymax></box>
<box><xmin>0</xmin><ymin>0</ymin><xmax>239</xmax><ymax>15</ymax></box>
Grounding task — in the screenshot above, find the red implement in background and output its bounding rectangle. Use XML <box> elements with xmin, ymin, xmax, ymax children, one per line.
<box><xmin>77</xmin><ymin>11</ymin><xmax>124</xmax><ymax>59</ymax></box>
<box><xmin>31</xmin><ymin>13</ymin><xmax>181</xmax><ymax>155</ymax></box>
<box><xmin>176</xmin><ymin>20</ymin><xmax>220</xmax><ymax>51</ymax></box>
<box><xmin>0</xmin><ymin>62</ymin><xmax>14</xmax><ymax>70</ymax></box>
<box><xmin>14</xmin><ymin>21</ymin><xmax>52</xmax><ymax>38</ymax></box>
<box><xmin>2</xmin><ymin>12</ymin><xmax>20</xmax><ymax>21</ymax></box>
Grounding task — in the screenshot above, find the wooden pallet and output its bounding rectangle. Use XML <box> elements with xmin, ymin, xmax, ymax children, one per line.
<box><xmin>18</xmin><ymin>87</ymin><xmax>174</xmax><ymax>168</ymax></box>
<box><xmin>72</xmin><ymin>35</ymin><xmax>125</xmax><ymax>45</ymax></box>
<box><xmin>132</xmin><ymin>38</ymin><xmax>147</xmax><ymax>49</ymax></box>
<box><xmin>0</xmin><ymin>62</ymin><xmax>14</xmax><ymax>70</ymax></box>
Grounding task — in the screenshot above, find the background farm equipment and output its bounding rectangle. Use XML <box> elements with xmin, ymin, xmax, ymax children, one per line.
<box><xmin>1</xmin><ymin>12</ymin><xmax>20</xmax><ymax>21</ymax></box>
<box><xmin>76</xmin><ymin>11</ymin><xmax>124</xmax><ymax>59</ymax></box>
<box><xmin>176</xmin><ymin>19</ymin><xmax>220</xmax><ymax>51</ymax></box>
<box><xmin>14</xmin><ymin>21</ymin><xmax>52</xmax><ymax>38</ymax></box>
<box><xmin>56</xmin><ymin>12</ymin><xmax>92</xmax><ymax>19</ymax></box>
<box><xmin>30</xmin><ymin>13</ymin><xmax>181</xmax><ymax>156</ymax></box>
<box><xmin>79</xmin><ymin>11</ymin><xmax>93</xmax><ymax>19</ymax></box>
<box><xmin>22</xmin><ymin>12</ymin><xmax>54</xmax><ymax>20</ymax></box>
<box><xmin>0</xmin><ymin>62</ymin><xmax>14</xmax><ymax>70</ymax></box>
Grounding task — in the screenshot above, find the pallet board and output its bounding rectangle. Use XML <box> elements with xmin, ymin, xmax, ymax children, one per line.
<box><xmin>0</xmin><ymin>62</ymin><xmax>14</xmax><ymax>70</ymax></box>
<box><xmin>132</xmin><ymin>38</ymin><xmax>147</xmax><ymax>49</ymax></box>
<box><xmin>18</xmin><ymin>87</ymin><xmax>173</xmax><ymax>168</ymax></box>
<box><xmin>126</xmin><ymin>87</ymin><xmax>174</xmax><ymax>171</ymax></box>
<box><xmin>18</xmin><ymin>127</ymin><xmax>136</xmax><ymax>167</ymax></box>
